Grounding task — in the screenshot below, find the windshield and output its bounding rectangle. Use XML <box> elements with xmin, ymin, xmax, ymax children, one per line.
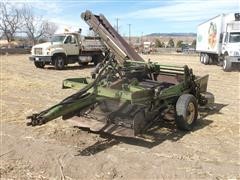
<box><xmin>51</xmin><ymin>35</ymin><xmax>65</xmax><ymax>42</ymax></box>
<box><xmin>229</xmin><ymin>32</ymin><xmax>240</xmax><ymax>43</ymax></box>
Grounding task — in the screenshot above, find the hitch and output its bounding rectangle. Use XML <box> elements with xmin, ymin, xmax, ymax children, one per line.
<box><xmin>27</xmin><ymin>114</ymin><xmax>46</xmax><ymax>126</ymax></box>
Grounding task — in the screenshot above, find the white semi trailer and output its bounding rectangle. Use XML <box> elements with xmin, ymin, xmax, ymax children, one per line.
<box><xmin>196</xmin><ymin>13</ymin><xmax>240</xmax><ymax>71</ymax></box>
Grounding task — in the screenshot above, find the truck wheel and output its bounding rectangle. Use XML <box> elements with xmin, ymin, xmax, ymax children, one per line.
<box><xmin>200</xmin><ymin>54</ymin><xmax>204</xmax><ymax>64</ymax></box>
<box><xmin>92</xmin><ymin>55</ymin><xmax>99</xmax><ymax>66</ymax></box>
<box><xmin>175</xmin><ymin>94</ymin><xmax>198</xmax><ymax>131</ymax></box>
<box><xmin>54</xmin><ymin>55</ymin><xmax>65</xmax><ymax>70</ymax></box>
<box><xmin>34</xmin><ymin>61</ymin><xmax>45</xmax><ymax>68</ymax></box>
<box><xmin>208</xmin><ymin>56</ymin><xmax>213</xmax><ymax>65</ymax></box>
<box><xmin>79</xmin><ymin>62</ymin><xmax>89</xmax><ymax>66</ymax></box>
<box><xmin>93</xmin><ymin>60</ymin><xmax>98</xmax><ymax>66</ymax></box>
<box><xmin>203</xmin><ymin>54</ymin><xmax>209</xmax><ymax>65</ymax></box>
<box><xmin>223</xmin><ymin>58</ymin><xmax>232</xmax><ymax>72</ymax></box>
<box><xmin>92</xmin><ymin>55</ymin><xmax>103</xmax><ymax>66</ymax></box>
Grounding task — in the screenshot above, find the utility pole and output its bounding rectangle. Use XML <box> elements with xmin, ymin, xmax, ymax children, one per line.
<box><xmin>128</xmin><ymin>24</ymin><xmax>131</xmax><ymax>44</ymax></box>
<box><xmin>116</xmin><ymin>18</ymin><xmax>119</xmax><ymax>33</ymax></box>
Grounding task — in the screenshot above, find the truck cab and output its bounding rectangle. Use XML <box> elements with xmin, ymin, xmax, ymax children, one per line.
<box><xmin>222</xmin><ymin>30</ymin><xmax>240</xmax><ymax>57</ymax></box>
<box><xmin>61</xmin><ymin>33</ymin><xmax>80</xmax><ymax>55</ymax></box>
<box><xmin>142</xmin><ymin>41</ymin><xmax>152</xmax><ymax>54</ymax></box>
<box><xmin>221</xmin><ymin>16</ymin><xmax>240</xmax><ymax>70</ymax></box>
<box><xmin>29</xmin><ymin>32</ymin><xmax>105</xmax><ymax>70</ymax></box>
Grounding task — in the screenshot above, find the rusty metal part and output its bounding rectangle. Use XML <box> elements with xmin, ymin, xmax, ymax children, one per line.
<box><xmin>81</xmin><ymin>10</ymin><xmax>144</xmax><ymax>64</ymax></box>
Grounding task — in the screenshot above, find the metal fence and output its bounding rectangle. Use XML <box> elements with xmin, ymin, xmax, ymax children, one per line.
<box><xmin>153</xmin><ymin>47</ymin><xmax>196</xmax><ymax>55</ymax></box>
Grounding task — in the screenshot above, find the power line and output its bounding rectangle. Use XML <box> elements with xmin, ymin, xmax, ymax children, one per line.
<box><xmin>116</xmin><ymin>18</ymin><xmax>119</xmax><ymax>33</ymax></box>
<box><xmin>128</xmin><ymin>24</ymin><xmax>131</xmax><ymax>44</ymax></box>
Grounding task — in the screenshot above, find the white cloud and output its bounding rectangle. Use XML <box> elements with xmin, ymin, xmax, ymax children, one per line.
<box><xmin>16</xmin><ymin>1</ymin><xmax>90</xmax><ymax>35</ymax></box>
<box><xmin>122</xmin><ymin>0</ymin><xmax>239</xmax><ymax>22</ymax></box>
<box><xmin>9</xmin><ymin>1</ymin><xmax>63</xmax><ymax>15</ymax></box>
<box><xmin>27</xmin><ymin>1</ymin><xmax>63</xmax><ymax>15</ymax></box>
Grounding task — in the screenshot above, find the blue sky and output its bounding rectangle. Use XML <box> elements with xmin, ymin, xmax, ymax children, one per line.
<box><xmin>9</xmin><ymin>0</ymin><xmax>239</xmax><ymax>36</ymax></box>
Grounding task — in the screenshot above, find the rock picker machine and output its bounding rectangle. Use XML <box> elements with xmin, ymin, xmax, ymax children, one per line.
<box><xmin>27</xmin><ymin>11</ymin><xmax>214</xmax><ymax>137</ymax></box>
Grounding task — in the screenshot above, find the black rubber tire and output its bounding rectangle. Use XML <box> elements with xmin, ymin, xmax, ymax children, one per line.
<box><xmin>200</xmin><ymin>54</ymin><xmax>204</xmax><ymax>64</ymax></box>
<box><xmin>175</xmin><ymin>94</ymin><xmax>198</xmax><ymax>131</ymax></box>
<box><xmin>223</xmin><ymin>57</ymin><xmax>232</xmax><ymax>72</ymax></box>
<box><xmin>54</xmin><ymin>55</ymin><xmax>65</xmax><ymax>70</ymax></box>
<box><xmin>79</xmin><ymin>62</ymin><xmax>89</xmax><ymax>66</ymax></box>
<box><xmin>208</xmin><ymin>56</ymin><xmax>213</xmax><ymax>65</ymax></box>
<box><xmin>92</xmin><ymin>54</ymin><xmax>103</xmax><ymax>66</ymax></box>
<box><xmin>203</xmin><ymin>54</ymin><xmax>209</xmax><ymax>65</ymax></box>
<box><xmin>34</xmin><ymin>61</ymin><xmax>45</xmax><ymax>68</ymax></box>
<box><xmin>93</xmin><ymin>60</ymin><xmax>98</xmax><ymax>66</ymax></box>
<box><xmin>92</xmin><ymin>55</ymin><xmax>98</xmax><ymax>66</ymax></box>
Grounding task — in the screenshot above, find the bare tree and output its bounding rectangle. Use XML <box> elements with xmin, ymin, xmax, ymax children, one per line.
<box><xmin>44</xmin><ymin>21</ymin><xmax>58</xmax><ymax>38</ymax></box>
<box><xmin>0</xmin><ymin>2</ymin><xmax>22</xmax><ymax>44</ymax></box>
<box><xmin>167</xmin><ymin>38</ymin><xmax>175</xmax><ymax>48</ymax></box>
<box><xmin>22</xmin><ymin>5</ymin><xmax>58</xmax><ymax>45</ymax></box>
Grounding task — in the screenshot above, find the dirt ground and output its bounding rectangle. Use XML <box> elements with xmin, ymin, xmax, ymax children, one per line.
<box><xmin>0</xmin><ymin>54</ymin><xmax>239</xmax><ymax>179</ymax></box>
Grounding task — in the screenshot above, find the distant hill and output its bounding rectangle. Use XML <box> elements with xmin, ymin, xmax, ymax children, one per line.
<box><xmin>146</xmin><ymin>33</ymin><xmax>196</xmax><ymax>37</ymax></box>
<box><xmin>124</xmin><ymin>33</ymin><xmax>196</xmax><ymax>45</ymax></box>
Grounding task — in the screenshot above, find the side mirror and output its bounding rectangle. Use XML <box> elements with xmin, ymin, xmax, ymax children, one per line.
<box><xmin>235</xmin><ymin>13</ymin><xmax>240</xmax><ymax>21</ymax></box>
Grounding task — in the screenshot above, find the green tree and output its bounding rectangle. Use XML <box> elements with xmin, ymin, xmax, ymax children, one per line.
<box><xmin>161</xmin><ymin>41</ymin><xmax>165</xmax><ymax>48</ymax></box>
<box><xmin>168</xmin><ymin>38</ymin><xmax>175</xmax><ymax>48</ymax></box>
<box><xmin>176</xmin><ymin>40</ymin><xmax>183</xmax><ymax>48</ymax></box>
<box><xmin>155</xmin><ymin>39</ymin><xmax>163</xmax><ymax>47</ymax></box>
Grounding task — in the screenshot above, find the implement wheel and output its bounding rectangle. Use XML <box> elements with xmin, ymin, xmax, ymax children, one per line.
<box><xmin>175</xmin><ymin>94</ymin><xmax>198</xmax><ymax>131</ymax></box>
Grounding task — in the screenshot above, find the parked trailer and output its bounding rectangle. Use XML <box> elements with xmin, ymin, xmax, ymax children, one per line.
<box><xmin>196</xmin><ymin>13</ymin><xmax>240</xmax><ymax>71</ymax></box>
<box><xmin>29</xmin><ymin>32</ymin><xmax>106</xmax><ymax>70</ymax></box>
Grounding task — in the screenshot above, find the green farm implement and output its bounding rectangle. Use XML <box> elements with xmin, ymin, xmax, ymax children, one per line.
<box><xmin>27</xmin><ymin>11</ymin><xmax>214</xmax><ymax>137</ymax></box>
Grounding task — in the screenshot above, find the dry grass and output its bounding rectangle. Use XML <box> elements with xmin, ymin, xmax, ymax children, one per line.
<box><xmin>0</xmin><ymin>54</ymin><xmax>239</xmax><ymax>179</ymax></box>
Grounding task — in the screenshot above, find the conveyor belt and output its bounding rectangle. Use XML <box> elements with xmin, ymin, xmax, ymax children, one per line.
<box><xmin>81</xmin><ymin>10</ymin><xmax>145</xmax><ymax>65</ymax></box>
